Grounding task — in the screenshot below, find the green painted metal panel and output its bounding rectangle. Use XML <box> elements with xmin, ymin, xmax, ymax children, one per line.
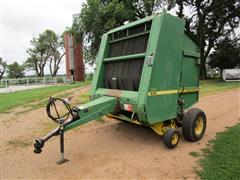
<box><xmin>95</xmin><ymin>88</ymin><xmax>138</xmax><ymax>102</ymax></box>
<box><xmin>145</xmin><ymin>13</ymin><xmax>185</xmax><ymax>124</ymax></box>
<box><xmin>109</xmin><ymin>31</ymin><xmax>150</xmax><ymax>43</ymax></box>
<box><xmin>104</xmin><ymin>53</ymin><xmax>145</xmax><ymax>62</ymax></box>
<box><xmin>183</xmin><ymin>49</ymin><xmax>200</xmax><ymax>58</ymax></box>
<box><xmin>90</xmin><ymin>34</ymin><xmax>109</xmax><ymax>96</ymax></box>
<box><xmin>107</xmin><ymin>15</ymin><xmax>155</xmax><ymax>34</ymax></box>
<box><xmin>180</xmin><ymin>33</ymin><xmax>200</xmax><ymax>109</ymax></box>
<box><xmin>137</xmin><ymin>14</ymin><xmax>163</xmax><ymax>122</ymax></box>
<box><xmin>64</xmin><ymin>96</ymin><xmax>117</xmax><ymax>131</ymax></box>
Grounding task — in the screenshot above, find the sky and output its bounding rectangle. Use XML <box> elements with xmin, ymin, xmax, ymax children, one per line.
<box><xmin>1</xmin><ymin>1</ymin><xmax>238</xmax><ymax>76</ymax></box>
<box><xmin>0</xmin><ymin>0</ymin><xmax>85</xmax><ymax>75</ymax></box>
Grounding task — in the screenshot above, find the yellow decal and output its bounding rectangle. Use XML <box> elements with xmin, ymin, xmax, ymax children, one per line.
<box><xmin>148</xmin><ymin>90</ymin><xmax>178</xmax><ymax>96</ymax></box>
<box><xmin>148</xmin><ymin>87</ymin><xmax>199</xmax><ymax>96</ymax></box>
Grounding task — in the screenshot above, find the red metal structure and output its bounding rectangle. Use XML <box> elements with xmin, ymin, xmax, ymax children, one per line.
<box><xmin>64</xmin><ymin>33</ymin><xmax>85</xmax><ymax>82</ymax></box>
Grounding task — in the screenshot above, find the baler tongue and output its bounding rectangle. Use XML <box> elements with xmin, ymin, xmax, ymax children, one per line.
<box><xmin>33</xmin><ymin>96</ymin><xmax>118</xmax><ymax>164</ymax></box>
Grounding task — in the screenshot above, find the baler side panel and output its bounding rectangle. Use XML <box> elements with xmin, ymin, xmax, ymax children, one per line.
<box><xmin>180</xmin><ymin>33</ymin><xmax>200</xmax><ymax>109</ymax></box>
<box><xmin>137</xmin><ymin>15</ymin><xmax>163</xmax><ymax>122</ymax></box>
<box><xmin>145</xmin><ymin>14</ymin><xmax>185</xmax><ymax>124</ymax></box>
<box><xmin>90</xmin><ymin>34</ymin><xmax>109</xmax><ymax>96</ymax></box>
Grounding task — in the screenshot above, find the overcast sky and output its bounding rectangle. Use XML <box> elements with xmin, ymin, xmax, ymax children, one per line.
<box><xmin>0</xmin><ymin>0</ymin><xmax>85</xmax><ymax>75</ymax></box>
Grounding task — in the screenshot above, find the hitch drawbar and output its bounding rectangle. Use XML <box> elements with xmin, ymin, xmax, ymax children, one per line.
<box><xmin>33</xmin><ymin>96</ymin><xmax>117</xmax><ymax>164</ymax></box>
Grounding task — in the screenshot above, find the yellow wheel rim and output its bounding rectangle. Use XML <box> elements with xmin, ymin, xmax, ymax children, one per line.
<box><xmin>171</xmin><ymin>133</ymin><xmax>179</xmax><ymax>145</ymax></box>
<box><xmin>195</xmin><ymin>117</ymin><xmax>204</xmax><ymax>135</ymax></box>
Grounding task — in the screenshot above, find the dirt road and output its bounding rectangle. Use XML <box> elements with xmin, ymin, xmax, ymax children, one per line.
<box><xmin>1</xmin><ymin>87</ymin><xmax>239</xmax><ymax>179</ymax></box>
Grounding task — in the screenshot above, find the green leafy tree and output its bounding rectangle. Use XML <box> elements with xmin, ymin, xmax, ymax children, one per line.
<box><xmin>7</xmin><ymin>61</ymin><xmax>25</xmax><ymax>78</ymax></box>
<box><xmin>48</xmin><ymin>33</ymin><xmax>65</xmax><ymax>77</ymax></box>
<box><xmin>208</xmin><ymin>37</ymin><xmax>240</xmax><ymax>80</ymax></box>
<box><xmin>25</xmin><ymin>30</ymin><xmax>65</xmax><ymax>77</ymax></box>
<box><xmin>71</xmin><ymin>0</ymin><xmax>172</xmax><ymax>65</ymax></box>
<box><xmin>0</xmin><ymin>57</ymin><xmax>7</xmax><ymax>80</ymax></box>
<box><xmin>72</xmin><ymin>0</ymin><xmax>239</xmax><ymax>79</ymax></box>
<box><xmin>72</xmin><ymin>0</ymin><xmax>129</xmax><ymax>65</ymax></box>
<box><xmin>176</xmin><ymin>0</ymin><xmax>240</xmax><ymax>79</ymax></box>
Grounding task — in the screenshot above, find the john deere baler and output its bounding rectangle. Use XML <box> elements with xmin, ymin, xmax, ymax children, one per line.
<box><xmin>34</xmin><ymin>13</ymin><xmax>207</xmax><ymax>164</ymax></box>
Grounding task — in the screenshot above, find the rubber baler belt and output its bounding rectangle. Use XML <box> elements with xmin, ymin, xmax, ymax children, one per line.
<box><xmin>104</xmin><ymin>58</ymin><xmax>144</xmax><ymax>91</ymax></box>
<box><xmin>108</xmin><ymin>34</ymin><xmax>149</xmax><ymax>58</ymax></box>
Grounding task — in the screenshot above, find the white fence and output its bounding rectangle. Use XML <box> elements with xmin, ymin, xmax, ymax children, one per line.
<box><xmin>0</xmin><ymin>76</ymin><xmax>68</xmax><ymax>88</ymax></box>
<box><xmin>0</xmin><ymin>76</ymin><xmax>70</xmax><ymax>93</ymax></box>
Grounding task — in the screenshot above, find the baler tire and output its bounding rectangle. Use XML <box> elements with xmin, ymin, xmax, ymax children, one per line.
<box><xmin>163</xmin><ymin>128</ymin><xmax>180</xmax><ymax>149</ymax></box>
<box><xmin>182</xmin><ymin>108</ymin><xmax>206</xmax><ymax>142</ymax></box>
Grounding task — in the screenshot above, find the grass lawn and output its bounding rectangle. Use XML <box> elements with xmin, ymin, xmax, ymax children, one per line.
<box><xmin>1</xmin><ymin>80</ymin><xmax>239</xmax><ymax>113</ymax></box>
<box><xmin>0</xmin><ymin>84</ymin><xmax>6</xmax><ymax>88</ymax></box>
<box><xmin>0</xmin><ymin>82</ymin><xmax>90</xmax><ymax>113</ymax></box>
<box><xmin>199</xmin><ymin>80</ymin><xmax>240</xmax><ymax>97</ymax></box>
<box><xmin>197</xmin><ymin>123</ymin><xmax>240</xmax><ymax>179</ymax></box>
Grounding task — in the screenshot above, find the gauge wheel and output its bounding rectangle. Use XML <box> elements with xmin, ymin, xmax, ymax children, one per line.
<box><xmin>163</xmin><ymin>128</ymin><xmax>180</xmax><ymax>149</ymax></box>
<box><xmin>182</xmin><ymin>108</ymin><xmax>207</xmax><ymax>142</ymax></box>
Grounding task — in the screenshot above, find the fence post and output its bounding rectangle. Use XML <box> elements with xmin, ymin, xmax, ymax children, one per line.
<box><xmin>55</xmin><ymin>77</ymin><xmax>57</xmax><ymax>85</ymax></box>
<box><xmin>5</xmin><ymin>79</ymin><xmax>7</xmax><ymax>87</ymax></box>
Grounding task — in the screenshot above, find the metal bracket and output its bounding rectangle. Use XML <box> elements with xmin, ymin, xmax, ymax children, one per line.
<box><xmin>146</xmin><ymin>55</ymin><xmax>153</xmax><ymax>66</ymax></box>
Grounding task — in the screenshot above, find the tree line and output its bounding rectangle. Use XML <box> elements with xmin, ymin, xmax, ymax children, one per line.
<box><xmin>71</xmin><ymin>0</ymin><xmax>240</xmax><ymax>79</ymax></box>
<box><xmin>0</xmin><ymin>29</ymin><xmax>64</xmax><ymax>79</ymax></box>
<box><xmin>1</xmin><ymin>0</ymin><xmax>239</xmax><ymax>80</ymax></box>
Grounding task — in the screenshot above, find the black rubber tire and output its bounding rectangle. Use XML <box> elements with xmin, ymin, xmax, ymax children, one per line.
<box><xmin>182</xmin><ymin>108</ymin><xmax>207</xmax><ymax>142</ymax></box>
<box><xmin>163</xmin><ymin>128</ymin><xmax>180</xmax><ymax>149</ymax></box>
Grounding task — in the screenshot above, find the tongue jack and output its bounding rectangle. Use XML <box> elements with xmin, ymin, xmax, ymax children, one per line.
<box><xmin>57</xmin><ymin>119</ymin><xmax>68</xmax><ymax>164</ymax></box>
<box><xmin>33</xmin><ymin>97</ymin><xmax>78</xmax><ymax>164</ymax></box>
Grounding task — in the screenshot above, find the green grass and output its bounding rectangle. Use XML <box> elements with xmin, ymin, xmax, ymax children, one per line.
<box><xmin>7</xmin><ymin>139</ymin><xmax>32</xmax><ymax>148</ymax></box>
<box><xmin>0</xmin><ymin>82</ymin><xmax>90</xmax><ymax>113</ymax></box>
<box><xmin>189</xmin><ymin>151</ymin><xmax>201</xmax><ymax>157</ymax></box>
<box><xmin>0</xmin><ymin>83</ymin><xmax>6</xmax><ymax>88</ymax></box>
<box><xmin>197</xmin><ymin>123</ymin><xmax>240</xmax><ymax>179</ymax></box>
<box><xmin>1</xmin><ymin>80</ymin><xmax>239</xmax><ymax>113</ymax></box>
<box><xmin>199</xmin><ymin>80</ymin><xmax>240</xmax><ymax>97</ymax></box>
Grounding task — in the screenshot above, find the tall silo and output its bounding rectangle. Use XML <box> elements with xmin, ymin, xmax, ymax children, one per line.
<box><xmin>64</xmin><ymin>33</ymin><xmax>85</xmax><ymax>82</ymax></box>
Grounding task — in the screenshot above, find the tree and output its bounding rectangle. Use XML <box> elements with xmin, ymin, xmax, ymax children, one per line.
<box><xmin>25</xmin><ymin>35</ymin><xmax>51</xmax><ymax>77</ymax></box>
<box><xmin>208</xmin><ymin>36</ymin><xmax>240</xmax><ymax>80</ymax></box>
<box><xmin>0</xmin><ymin>57</ymin><xmax>7</xmax><ymax>80</ymax></box>
<box><xmin>71</xmin><ymin>0</ymin><xmax>172</xmax><ymax>65</ymax></box>
<box><xmin>72</xmin><ymin>0</ymin><xmax>239</xmax><ymax>79</ymax></box>
<box><xmin>25</xmin><ymin>30</ymin><xmax>65</xmax><ymax>77</ymax></box>
<box><xmin>175</xmin><ymin>0</ymin><xmax>240</xmax><ymax>79</ymax></box>
<box><xmin>7</xmin><ymin>61</ymin><xmax>25</xmax><ymax>78</ymax></box>
<box><xmin>72</xmin><ymin>0</ymin><xmax>129</xmax><ymax>65</ymax></box>
<box><xmin>48</xmin><ymin>33</ymin><xmax>65</xmax><ymax>77</ymax></box>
